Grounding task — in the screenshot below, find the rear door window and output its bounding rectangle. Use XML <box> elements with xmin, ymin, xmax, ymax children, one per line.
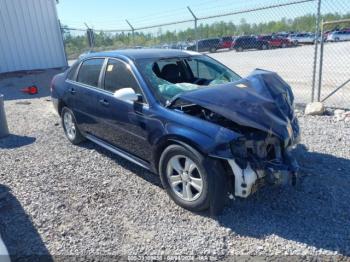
<box><xmin>103</xmin><ymin>59</ymin><xmax>141</xmax><ymax>94</ymax></box>
<box><xmin>77</xmin><ymin>58</ymin><xmax>105</xmax><ymax>87</ymax></box>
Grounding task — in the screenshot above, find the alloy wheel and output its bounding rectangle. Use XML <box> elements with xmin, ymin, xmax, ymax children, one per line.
<box><xmin>166</xmin><ymin>155</ymin><xmax>203</xmax><ymax>202</ymax></box>
<box><xmin>63</xmin><ymin>112</ymin><xmax>76</xmax><ymax>140</ymax></box>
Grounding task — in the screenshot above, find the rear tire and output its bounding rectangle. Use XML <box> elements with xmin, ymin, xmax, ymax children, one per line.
<box><xmin>236</xmin><ymin>47</ymin><xmax>243</xmax><ymax>52</ymax></box>
<box><xmin>209</xmin><ymin>47</ymin><xmax>217</xmax><ymax>53</ymax></box>
<box><xmin>61</xmin><ymin>107</ymin><xmax>85</xmax><ymax>145</ymax></box>
<box><xmin>159</xmin><ymin>144</ymin><xmax>216</xmax><ymax>212</ymax></box>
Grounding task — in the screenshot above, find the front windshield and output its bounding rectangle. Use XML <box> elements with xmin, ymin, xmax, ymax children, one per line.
<box><xmin>136</xmin><ymin>55</ymin><xmax>241</xmax><ymax>104</ymax></box>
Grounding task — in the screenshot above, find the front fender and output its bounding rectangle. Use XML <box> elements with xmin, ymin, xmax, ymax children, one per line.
<box><xmin>152</xmin><ymin>122</ymin><xmax>240</xmax><ymax>163</ymax></box>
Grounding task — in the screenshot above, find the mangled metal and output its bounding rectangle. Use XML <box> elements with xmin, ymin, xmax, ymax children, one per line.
<box><xmin>167</xmin><ymin>69</ymin><xmax>300</xmax><ymax>197</ymax></box>
<box><xmin>142</xmin><ymin>56</ymin><xmax>300</xmax><ymax>198</ymax></box>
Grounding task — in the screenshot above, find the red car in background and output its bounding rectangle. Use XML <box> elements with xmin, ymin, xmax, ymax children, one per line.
<box><xmin>219</xmin><ymin>36</ymin><xmax>235</xmax><ymax>49</ymax></box>
<box><xmin>258</xmin><ymin>35</ymin><xmax>292</xmax><ymax>48</ymax></box>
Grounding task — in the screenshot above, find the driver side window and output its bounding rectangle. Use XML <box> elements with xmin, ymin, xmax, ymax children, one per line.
<box><xmin>104</xmin><ymin>59</ymin><xmax>141</xmax><ymax>94</ymax></box>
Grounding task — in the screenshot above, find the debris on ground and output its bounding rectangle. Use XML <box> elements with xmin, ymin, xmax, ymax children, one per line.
<box><xmin>304</xmin><ymin>102</ymin><xmax>325</xmax><ymax>116</ymax></box>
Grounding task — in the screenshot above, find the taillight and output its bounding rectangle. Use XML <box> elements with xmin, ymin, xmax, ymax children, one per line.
<box><xmin>21</xmin><ymin>86</ymin><xmax>38</xmax><ymax>95</ymax></box>
<box><xmin>50</xmin><ymin>76</ymin><xmax>56</xmax><ymax>93</ymax></box>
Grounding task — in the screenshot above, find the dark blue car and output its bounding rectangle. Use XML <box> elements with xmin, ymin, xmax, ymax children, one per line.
<box><xmin>51</xmin><ymin>49</ymin><xmax>300</xmax><ymax>213</ymax></box>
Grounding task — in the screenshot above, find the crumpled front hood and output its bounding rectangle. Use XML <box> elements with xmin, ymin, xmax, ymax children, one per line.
<box><xmin>173</xmin><ymin>69</ymin><xmax>300</xmax><ymax>143</ymax></box>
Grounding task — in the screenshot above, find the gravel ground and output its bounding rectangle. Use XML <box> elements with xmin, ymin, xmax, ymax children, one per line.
<box><xmin>0</xmin><ymin>94</ymin><xmax>350</xmax><ymax>260</ymax></box>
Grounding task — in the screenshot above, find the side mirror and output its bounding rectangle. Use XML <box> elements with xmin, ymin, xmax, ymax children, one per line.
<box><xmin>113</xmin><ymin>88</ymin><xmax>139</xmax><ymax>102</ymax></box>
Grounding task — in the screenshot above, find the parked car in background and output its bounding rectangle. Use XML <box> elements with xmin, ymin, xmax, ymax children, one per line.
<box><xmin>327</xmin><ymin>30</ymin><xmax>350</xmax><ymax>42</ymax></box>
<box><xmin>186</xmin><ymin>38</ymin><xmax>221</xmax><ymax>53</ymax></box>
<box><xmin>231</xmin><ymin>36</ymin><xmax>270</xmax><ymax>52</ymax></box>
<box><xmin>274</xmin><ymin>32</ymin><xmax>290</xmax><ymax>39</ymax></box>
<box><xmin>51</xmin><ymin>49</ymin><xmax>300</xmax><ymax>213</ymax></box>
<box><xmin>219</xmin><ymin>36</ymin><xmax>235</xmax><ymax>50</ymax></box>
<box><xmin>258</xmin><ymin>35</ymin><xmax>292</xmax><ymax>48</ymax></box>
<box><xmin>288</xmin><ymin>33</ymin><xmax>316</xmax><ymax>45</ymax></box>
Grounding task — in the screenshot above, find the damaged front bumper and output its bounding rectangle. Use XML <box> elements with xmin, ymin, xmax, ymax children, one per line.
<box><xmin>224</xmin><ymin>135</ymin><xmax>299</xmax><ymax>198</ymax></box>
<box><xmin>228</xmin><ymin>156</ymin><xmax>298</xmax><ymax>198</ymax></box>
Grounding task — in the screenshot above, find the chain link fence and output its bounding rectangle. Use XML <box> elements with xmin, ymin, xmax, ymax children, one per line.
<box><xmin>61</xmin><ymin>0</ymin><xmax>350</xmax><ymax>108</ymax></box>
<box><xmin>315</xmin><ymin>0</ymin><xmax>350</xmax><ymax>108</ymax></box>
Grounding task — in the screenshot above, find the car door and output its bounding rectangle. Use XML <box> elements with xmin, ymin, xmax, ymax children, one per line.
<box><xmin>242</xmin><ymin>38</ymin><xmax>250</xmax><ymax>49</ymax></box>
<box><xmin>344</xmin><ymin>32</ymin><xmax>350</xmax><ymax>41</ymax></box>
<box><xmin>250</xmin><ymin>37</ymin><xmax>258</xmax><ymax>49</ymax></box>
<box><xmin>270</xmin><ymin>36</ymin><xmax>279</xmax><ymax>47</ymax></box>
<box><xmin>96</xmin><ymin>58</ymin><xmax>152</xmax><ymax>162</ymax></box>
<box><xmin>66</xmin><ymin>58</ymin><xmax>106</xmax><ymax>135</ymax></box>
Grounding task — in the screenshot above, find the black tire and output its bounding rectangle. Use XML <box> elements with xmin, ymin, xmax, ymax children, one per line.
<box><xmin>335</xmin><ymin>37</ymin><xmax>340</xmax><ymax>42</ymax></box>
<box><xmin>209</xmin><ymin>47</ymin><xmax>217</xmax><ymax>53</ymax></box>
<box><xmin>61</xmin><ymin>107</ymin><xmax>85</xmax><ymax>145</ymax></box>
<box><xmin>261</xmin><ymin>44</ymin><xmax>268</xmax><ymax>50</ymax></box>
<box><xmin>281</xmin><ymin>43</ymin><xmax>287</xmax><ymax>48</ymax></box>
<box><xmin>236</xmin><ymin>46</ymin><xmax>243</xmax><ymax>52</ymax></box>
<box><xmin>159</xmin><ymin>144</ymin><xmax>218</xmax><ymax>212</ymax></box>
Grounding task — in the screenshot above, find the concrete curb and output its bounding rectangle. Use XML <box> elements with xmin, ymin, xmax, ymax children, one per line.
<box><xmin>0</xmin><ymin>94</ymin><xmax>9</xmax><ymax>138</ymax></box>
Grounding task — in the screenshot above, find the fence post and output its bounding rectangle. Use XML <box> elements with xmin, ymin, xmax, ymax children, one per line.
<box><xmin>311</xmin><ymin>0</ymin><xmax>322</xmax><ymax>102</ymax></box>
<box><xmin>187</xmin><ymin>6</ymin><xmax>198</xmax><ymax>52</ymax></box>
<box><xmin>317</xmin><ymin>19</ymin><xmax>325</xmax><ymax>102</ymax></box>
<box><xmin>58</xmin><ymin>20</ymin><xmax>68</xmax><ymax>67</ymax></box>
<box><xmin>126</xmin><ymin>20</ymin><xmax>135</xmax><ymax>47</ymax></box>
<box><xmin>0</xmin><ymin>94</ymin><xmax>9</xmax><ymax>138</ymax></box>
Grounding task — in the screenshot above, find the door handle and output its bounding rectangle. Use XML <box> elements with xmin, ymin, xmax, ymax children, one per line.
<box><xmin>69</xmin><ymin>88</ymin><xmax>76</xmax><ymax>95</ymax></box>
<box><xmin>99</xmin><ymin>99</ymin><xmax>109</xmax><ymax>106</ymax></box>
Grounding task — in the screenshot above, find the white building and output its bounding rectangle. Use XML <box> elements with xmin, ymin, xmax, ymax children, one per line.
<box><xmin>0</xmin><ymin>0</ymin><xmax>67</xmax><ymax>73</ymax></box>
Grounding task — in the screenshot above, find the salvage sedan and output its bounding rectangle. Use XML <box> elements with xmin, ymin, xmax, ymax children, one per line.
<box><xmin>51</xmin><ymin>49</ymin><xmax>300</xmax><ymax>213</ymax></box>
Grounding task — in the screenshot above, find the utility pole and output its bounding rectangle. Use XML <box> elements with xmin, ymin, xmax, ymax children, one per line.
<box><xmin>126</xmin><ymin>20</ymin><xmax>135</xmax><ymax>47</ymax></box>
<box><xmin>84</xmin><ymin>23</ymin><xmax>94</xmax><ymax>50</ymax></box>
<box><xmin>187</xmin><ymin>6</ymin><xmax>198</xmax><ymax>52</ymax></box>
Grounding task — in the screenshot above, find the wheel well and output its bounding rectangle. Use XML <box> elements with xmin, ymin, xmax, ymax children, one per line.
<box><xmin>58</xmin><ymin>100</ymin><xmax>67</xmax><ymax>116</ymax></box>
<box><xmin>153</xmin><ymin>138</ymin><xmax>204</xmax><ymax>174</ymax></box>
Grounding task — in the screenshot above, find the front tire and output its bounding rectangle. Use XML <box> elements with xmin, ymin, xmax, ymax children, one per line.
<box><xmin>61</xmin><ymin>107</ymin><xmax>85</xmax><ymax>145</ymax></box>
<box><xmin>159</xmin><ymin>144</ymin><xmax>212</xmax><ymax>212</ymax></box>
<box><xmin>236</xmin><ymin>46</ymin><xmax>243</xmax><ymax>52</ymax></box>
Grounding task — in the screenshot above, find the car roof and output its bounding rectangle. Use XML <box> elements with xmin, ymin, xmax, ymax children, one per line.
<box><xmin>83</xmin><ymin>48</ymin><xmax>199</xmax><ymax>61</ymax></box>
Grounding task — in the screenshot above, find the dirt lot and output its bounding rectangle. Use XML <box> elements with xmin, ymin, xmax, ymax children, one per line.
<box><xmin>0</xmin><ymin>70</ymin><xmax>349</xmax><ymax>260</ymax></box>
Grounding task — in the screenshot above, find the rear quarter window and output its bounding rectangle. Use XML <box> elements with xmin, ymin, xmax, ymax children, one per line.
<box><xmin>67</xmin><ymin>62</ymin><xmax>79</xmax><ymax>81</ymax></box>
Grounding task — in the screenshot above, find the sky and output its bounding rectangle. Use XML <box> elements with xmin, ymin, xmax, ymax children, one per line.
<box><xmin>56</xmin><ymin>0</ymin><xmax>349</xmax><ymax>32</ymax></box>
